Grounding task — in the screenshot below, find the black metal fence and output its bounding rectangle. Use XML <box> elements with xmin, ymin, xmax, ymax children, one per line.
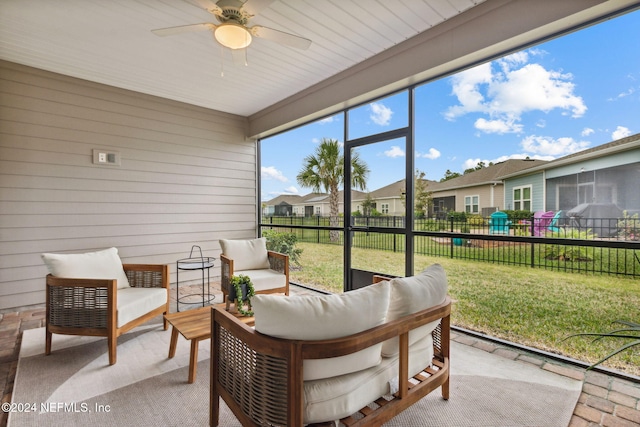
<box><xmin>261</xmin><ymin>215</ymin><xmax>640</xmax><ymax>277</ymax></box>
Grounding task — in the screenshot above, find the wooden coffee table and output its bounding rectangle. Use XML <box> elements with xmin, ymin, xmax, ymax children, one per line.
<box><xmin>164</xmin><ymin>303</ymin><xmax>254</xmax><ymax>383</ymax></box>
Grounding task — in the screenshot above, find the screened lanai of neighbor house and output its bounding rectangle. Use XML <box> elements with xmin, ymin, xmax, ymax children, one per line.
<box><xmin>1</xmin><ymin>0</ymin><xmax>640</xmax><ymax>311</ymax></box>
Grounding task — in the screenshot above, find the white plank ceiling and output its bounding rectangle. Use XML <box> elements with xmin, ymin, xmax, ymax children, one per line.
<box><xmin>0</xmin><ymin>0</ymin><xmax>486</xmax><ymax>116</ymax></box>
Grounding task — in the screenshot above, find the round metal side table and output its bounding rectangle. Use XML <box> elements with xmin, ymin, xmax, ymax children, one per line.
<box><xmin>176</xmin><ymin>245</ymin><xmax>216</xmax><ymax>312</ymax></box>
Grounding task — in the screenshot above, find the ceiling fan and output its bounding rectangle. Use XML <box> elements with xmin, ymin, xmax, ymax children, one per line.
<box><xmin>152</xmin><ymin>0</ymin><xmax>312</xmax><ymax>52</ymax></box>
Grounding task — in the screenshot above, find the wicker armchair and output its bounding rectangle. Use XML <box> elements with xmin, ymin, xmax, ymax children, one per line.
<box><xmin>45</xmin><ymin>263</ymin><xmax>169</xmax><ymax>365</ymax></box>
<box><xmin>219</xmin><ymin>238</ymin><xmax>289</xmax><ymax>310</ymax></box>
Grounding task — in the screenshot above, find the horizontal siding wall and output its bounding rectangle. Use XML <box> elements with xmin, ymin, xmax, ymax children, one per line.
<box><xmin>0</xmin><ymin>61</ymin><xmax>256</xmax><ymax>311</ymax></box>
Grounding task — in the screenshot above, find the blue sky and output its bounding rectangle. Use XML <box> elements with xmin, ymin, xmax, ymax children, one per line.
<box><xmin>261</xmin><ymin>9</ymin><xmax>639</xmax><ymax>201</ymax></box>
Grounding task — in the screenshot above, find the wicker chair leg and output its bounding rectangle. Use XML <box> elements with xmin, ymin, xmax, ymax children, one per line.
<box><xmin>45</xmin><ymin>329</ymin><xmax>52</xmax><ymax>355</ymax></box>
<box><xmin>108</xmin><ymin>335</ymin><xmax>117</xmax><ymax>365</ymax></box>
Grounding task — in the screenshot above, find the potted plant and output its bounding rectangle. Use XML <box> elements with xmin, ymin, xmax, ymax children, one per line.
<box><xmin>564</xmin><ymin>320</ymin><xmax>640</xmax><ymax>369</ymax></box>
<box><xmin>228</xmin><ymin>274</ymin><xmax>255</xmax><ymax>316</ymax></box>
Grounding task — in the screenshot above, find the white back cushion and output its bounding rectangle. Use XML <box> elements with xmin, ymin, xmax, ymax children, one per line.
<box><xmin>41</xmin><ymin>247</ymin><xmax>130</xmax><ymax>289</ymax></box>
<box><xmin>219</xmin><ymin>238</ymin><xmax>270</xmax><ymax>271</ymax></box>
<box><xmin>381</xmin><ymin>264</ymin><xmax>448</xmax><ymax>356</ymax></box>
<box><xmin>252</xmin><ymin>281</ymin><xmax>390</xmax><ymax>381</ymax></box>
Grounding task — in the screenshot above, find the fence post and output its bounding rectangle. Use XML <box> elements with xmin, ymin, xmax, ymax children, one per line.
<box><xmin>450</xmin><ymin>217</ymin><xmax>455</xmax><ymax>258</ymax></box>
<box><xmin>530</xmin><ymin>214</ymin><xmax>536</xmax><ymax>269</ymax></box>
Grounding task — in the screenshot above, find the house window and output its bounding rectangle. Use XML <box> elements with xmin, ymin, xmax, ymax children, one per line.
<box><xmin>381</xmin><ymin>203</ymin><xmax>389</xmax><ymax>214</ymax></box>
<box><xmin>513</xmin><ymin>186</ymin><xmax>531</xmax><ymax>211</ymax></box>
<box><xmin>464</xmin><ymin>196</ymin><xmax>479</xmax><ymax>213</ymax></box>
<box><xmin>315</xmin><ymin>207</ymin><xmax>321</xmax><ymax>215</ymax></box>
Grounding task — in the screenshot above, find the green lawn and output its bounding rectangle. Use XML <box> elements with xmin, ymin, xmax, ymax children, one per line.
<box><xmin>291</xmin><ymin>242</ymin><xmax>640</xmax><ymax>376</ymax></box>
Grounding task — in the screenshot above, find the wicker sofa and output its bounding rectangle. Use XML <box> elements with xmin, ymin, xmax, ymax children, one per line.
<box><xmin>210</xmin><ymin>264</ymin><xmax>450</xmax><ymax>426</ymax></box>
<box><xmin>42</xmin><ymin>247</ymin><xmax>169</xmax><ymax>365</ymax></box>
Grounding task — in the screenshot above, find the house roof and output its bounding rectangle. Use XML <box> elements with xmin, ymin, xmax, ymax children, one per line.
<box><xmin>366</xmin><ymin>180</ymin><xmax>408</xmax><ymax>200</ymax></box>
<box><xmin>427</xmin><ymin>159</ymin><xmax>548</xmax><ymax>192</ymax></box>
<box><xmin>263</xmin><ymin>194</ymin><xmax>304</xmax><ymax>206</ymax></box>
<box><xmin>500</xmin><ymin>133</ymin><xmax>640</xmax><ymax>179</ymax></box>
<box><xmin>265</xmin><ymin>190</ymin><xmax>367</xmax><ymax>205</ymax></box>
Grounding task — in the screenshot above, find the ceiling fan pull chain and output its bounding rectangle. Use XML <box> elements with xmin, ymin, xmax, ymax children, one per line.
<box><xmin>220</xmin><ymin>45</ymin><xmax>225</xmax><ymax>77</ymax></box>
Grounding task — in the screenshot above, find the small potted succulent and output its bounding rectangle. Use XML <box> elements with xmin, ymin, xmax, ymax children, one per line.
<box><xmin>228</xmin><ymin>274</ymin><xmax>255</xmax><ymax>316</ymax></box>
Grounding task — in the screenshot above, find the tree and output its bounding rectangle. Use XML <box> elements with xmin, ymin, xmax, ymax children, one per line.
<box><xmin>361</xmin><ymin>192</ymin><xmax>376</xmax><ymax>216</ymax></box>
<box><xmin>440</xmin><ymin>169</ymin><xmax>462</xmax><ymax>182</ymax></box>
<box><xmin>297</xmin><ymin>138</ymin><xmax>369</xmax><ymax>241</ymax></box>
<box><xmin>463</xmin><ymin>161</ymin><xmax>493</xmax><ymax>175</ymax></box>
<box><xmin>401</xmin><ymin>169</ymin><xmax>432</xmax><ymax>218</ymax></box>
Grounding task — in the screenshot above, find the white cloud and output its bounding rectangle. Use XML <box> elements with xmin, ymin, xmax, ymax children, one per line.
<box><xmin>445</xmin><ymin>51</ymin><xmax>587</xmax><ymax>134</ymax></box>
<box><xmin>474</xmin><ymin>118</ymin><xmax>522</xmax><ymax>134</ymax></box>
<box><xmin>261</xmin><ymin>166</ymin><xmax>288</xmax><ymax>182</ymax></box>
<box><xmin>445</xmin><ymin>63</ymin><xmax>493</xmax><ymax>119</ymax></box>
<box><xmin>417</xmin><ymin>148</ymin><xmax>441</xmax><ymax>160</ymax></box>
<box><xmin>462</xmin><ymin>158</ymin><xmax>484</xmax><ymax>170</ymax></box>
<box><xmin>319</xmin><ymin>116</ymin><xmax>336</xmax><ymax>123</ymax></box>
<box><xmin>608</xmin><ymin>87</ymin><xmax>636</xmax><ymax>101</ymax></box>
<box><xmin>612</xmin><ymin>126</ymin><xmax>631</xmax><ymax>140</ymax></box>
<box><xmin>581</xmin><ymin>127</ymin><xmax>594</xmax><ymax>136</ymax></box>
<box><xmin>384</xmin><ymin>145</ymin><xmax>405</xmax><ymax>158</ymax></box>
<box><xmin>282</xmin><ymin>186</ymin><xmax>299</xmax><ymax>194</ymax></box>
<box><xmin>520</xmin><ymin>135</ymin><xmax>590</xmax><ymax>157</ymax></box>
<box><xmin>369</xmin><ymin>102</ymin><xmax>393</xmax><ymax>126</ymax></box>
<box><xmin>267</xmin><ymin>186</ymin><xmax>299</xmax><ymax>197</ymax></box>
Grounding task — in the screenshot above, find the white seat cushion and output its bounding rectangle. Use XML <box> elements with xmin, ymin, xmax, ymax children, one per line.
<box><xmin>303</xmin><ymin>337</ymin><xmax>433</xmax><ymax>424</ymax></box>
<box><xmin>252</xmin><ymin>281</ymin><xmax>390</xmax><ymax>381</ymax></box>
<box><xmin>219</xmin><ymin>238</ymin><xmax>270</xmax><ymax>271</ymax></box>
<box><xmin>381</xmin><ymin>264</ymin><xmax>448</xmax><ymax>357</ymax></box>
<box><xmin>116</xmin><ymin>287</ymin><xmax>167</xmax><ymax>328</ymax></box>
<box><xmin>234</xmin><ymin>269</ymin><xmax>286</xmax><ymax>292</ymax></box>
<box><xmin>41</xmin><ymin>247</ymin><xmax>131</xmax><ymax>289</ymax></box>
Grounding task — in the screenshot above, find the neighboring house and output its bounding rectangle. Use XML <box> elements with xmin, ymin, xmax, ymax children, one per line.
<box><xmin>265</xmin><ymin>160</ymin><xmax>548</xmax><ymax>218</ymax></box>
<box><xmin>265</xmin><ymin>134</ymin><xmax>640</xmax><ymax>220</ymax></box>
<box><xmin>427</xmin><ymin>159</ymin><xmax>548</xmax><ymax>217</ymax></box>
<box><xmin>352</xmin><ymin>180</ymin><xmax>416</xmax><ymax>216</ymax></box>
<box><xmin>502</xmin><ymin>133</ymin><xmax>640</xmax><ymax>215</ymax></box>
<box><xmin>262</xmin><ymin>194</ymin><xmax>304</xmax><ymax>217</ymax></box>
<box><xmin>264</xmin><ymin>191</ymin><xmax>367</xmax><ymax>217</ymax></box>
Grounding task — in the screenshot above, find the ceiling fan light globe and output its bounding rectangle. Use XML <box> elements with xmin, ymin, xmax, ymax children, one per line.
<box><xmin>214</xmin><ymin>23</ymin><xmax>252</xmax><ymax>49</ymax></box>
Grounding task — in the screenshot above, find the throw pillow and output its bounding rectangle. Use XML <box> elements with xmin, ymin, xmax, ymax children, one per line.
<box><xmin>381</xmin><ymin>263</ymin><xmax>448</xmax><ymax>356</ymax></box>
<box><xmin>252</xmin><ymin>281</ymin><xmax>391</xmax><ymax>381</ymax></box>
<box><xmin>219</xmin><ymin>238</ymin><xmax>270</xmax><ymax>271</ymax></box>
<box><xmin>41</xmin><ymin>247</ymin><xmax>130</xmax><ymax>289</ymax></box>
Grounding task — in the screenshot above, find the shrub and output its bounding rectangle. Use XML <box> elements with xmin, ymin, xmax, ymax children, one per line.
<box><xmin>262</xmin><ymin>230</ymin><xmax>303</xmax><ymax>266</ymax></box>
<box><xmin>543</xmin><ymin>229</ymin><xmax>595</xmax><ymax>261</ymax></box>
<box><xmin>617</xmin><ymin>210</ymin><xmax>639</xmax><ymax>241</ymax></box>
<box><xmin>420</xmin><ymin>219</ymin><xmax>441</xmax><ymax>231</ymax></box>
<box><xmin>502</xmin><ymin>210</ymin><xmax>533</xmax><ymax>222</ymax></box>
<box><xmin>447</xmin><ymin>211</ymin><xmax>467</xmax><ymax>222</ymax></box>
<box><xmin>466</xmin><ymin>214</ymin><xmax>485</xmax><ymax>227</ymax></box>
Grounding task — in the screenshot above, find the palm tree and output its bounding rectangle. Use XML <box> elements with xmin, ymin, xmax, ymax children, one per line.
<box><xmin>297</xmin><ymin>138</ymin><xmax>369</xmax><ymax>242</ymax></box>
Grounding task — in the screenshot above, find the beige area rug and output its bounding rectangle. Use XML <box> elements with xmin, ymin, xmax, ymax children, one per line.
<box><xmin>10</xmin><ymin>322</ymin><xmax>582</xmax><ymax>426</ymax></box>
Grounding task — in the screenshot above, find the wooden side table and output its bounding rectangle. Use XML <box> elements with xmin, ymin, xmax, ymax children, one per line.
<box><xmin>164</xmin><ymin>304</ymin><xmax>254</xmax><ymax>383</ymax></box>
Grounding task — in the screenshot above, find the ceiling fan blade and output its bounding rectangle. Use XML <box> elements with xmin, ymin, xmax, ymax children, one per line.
<box><xmin>191</xmin><ymin>0</ymin><xmax>223</xmax><ymax>15</ymax></box>
<box><xmin>251</xmin><ymin>26</ymin><xmax>311</xmax><ymax>50</ymax></box>
<box><xmin>152</xmin><ymin>23</ymin><xmax>215</xmax><ymax>37</ymax></box>
<box><xmin>241</xmin><ymin>0</ymin><xmax>275</xmax><ymax>17</ymax></box>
